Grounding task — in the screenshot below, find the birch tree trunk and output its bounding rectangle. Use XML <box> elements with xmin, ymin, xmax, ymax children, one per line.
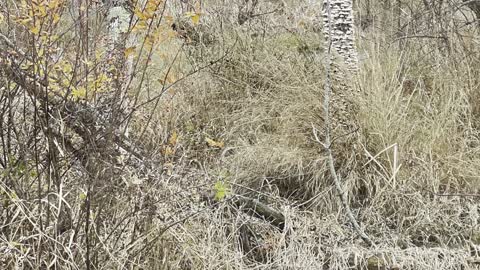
<box><xmin>321</xmin><ymin>0</ymin><xmax>359</xmax><ymax>129</ymax></box>
<box><xmin>102</xmin><ymin>0</ymin><xmax>136</xmax><ymax>137</ymax></box>
<box><xmin>322</xmin><ymin>0</ymin><xmax>358</xmax><ymax>71</ymax></box>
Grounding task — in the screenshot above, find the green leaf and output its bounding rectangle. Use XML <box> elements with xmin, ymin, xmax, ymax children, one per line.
<box><xmin>214</xmin><ymin>181</ymin><xmax>229</xmax><ymax>201</ymax></box>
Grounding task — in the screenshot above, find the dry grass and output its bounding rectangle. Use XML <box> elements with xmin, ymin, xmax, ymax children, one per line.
<box><xmin>155</xmin><ymin>1</ymin><xmax>480</xmax><ymax>268</ymax></box>
<box><xmin>2</xmin><ymin>0</ymin><xmax>480</xmax><ymax>269</ymax></box>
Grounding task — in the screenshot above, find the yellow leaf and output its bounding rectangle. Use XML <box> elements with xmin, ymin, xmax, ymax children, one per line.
<box><xmin>190</xmin><ymin>13</ymin><xmax>200</xmax><ymax>25</ymax></box>
<box><xmin>124</xmin><ymin>46</ymin><xmax>136</xmax><ymax>58</ymax></box>
<box><xmin>48</xmin><ymin>0</ymin><xmax>62</xmax><ymax>9</ymax></box>
<box><xmin>53</xmin><ymin>13</ymin><xmax>60</xmax><ymax>24</ymax></box>
<box><xmin>0</xmin><ymin>12</ymin><xmax>4</xmax><ymax>24</ymax></box>
<box><xmin>71</xmin><ymin>87</ymin><xmax>86</xmax><ymax>99</ymax></box>
<box><xmin>16</xmin><ymin>17</ymin><xmax>32</xmax><ymax>26</ymax></box>
<box><xmin>144</xmin><ymin>10</ymin><xmax>155</xmax><ymax>19</ymax></box>
<box><xmin>61</xmin><ymin>78</ymin><xmax>70</xmax><ymax>87</ymax></box>
<box><xmin>165</xmin><ymin>15</ymin><xmax>174</xmax><ymax>25</ymax></box>
<box><xmin>96</xmin><ymin>73</ymin><xmax>109</xmax><ymax>84</ymax></box>
<box><xmin>49</xmin><ymin>83</ymin><xmax>60</xmax><ymax>93</ymax></box>
<box><xmin>29</xmin><ymin>25</ymin><xmax>40</xmax><ymax>34</ymax></box>
<box><xmin>37</xmin><ymin>48</ymin><xmax>44</xmax><ymax>57</ymax></box>
<box><xmin>81</xmin><ymin>56</ymin><xmax>93</xmax><ymax>66</ymax></box>
<box><xmin>89</xmin><ymin>73</ymin><xmax>109</xmax><ymax>92</ymax></box>
<box><xmin>166</xmin><ymin>87</ymin><xmax>175</xmax><ymax>96</ymax></box>
<box><xmin>166</xmin><ymin>73</ymin><xmax>176</xmax><ymax>84</ymax></box>
<box><xmin>62</xmin><ymin>63</ymin><xmax>72</xmax><ymax>74</ymax></box>
<box><xmin>134</xmin><ymin>7</ymin><xmax>147</xmax><ymax>21</ymax></box>
<box><xmin>205</xmin><ymin>137</ymin><xmax>224</xmax><ymax>149</ymax></box>
<box><xmin>132</xmin><ymin>22</ymin><xmax>147</xmax><ymax>32</ymax></box>
<box><xmin>168</xmin><ymin>131</ymin><xmax>178</xmax><ymax>146</ymax></box>
<box><xmin>145</xmin><ymin>34</ymin><xmax>155</xmax><ymax>47</ymax></box>
<box><xmin>40</xmin><ymin>34</ymin><xmax>49</xmax><ymax>42</ymax></box>
<box><xmin>185</xmin><ymin>12</ymin><xmax>201</xmax><ymax>25</ymax></box>
<box><xmin>95</xmin><ymin>50</ymin><xmax>104</xmax><ymax>60</ymax></box>
<box><xmin>37</xmin><ymin>5</ymin><xmax>47</xmax><ymax>17</ymax></box>
<box><xmin>20</xmin><ymin>62</ymin><xmax>33</xmax><ymax>70</ymax></box>
<box><xmin>167</xmin><ymin>29</ymin><xmax>177</xmax><ymax>38</ymax></box>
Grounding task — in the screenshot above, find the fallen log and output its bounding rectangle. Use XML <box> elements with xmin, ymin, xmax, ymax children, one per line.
<box><xmin>232</xmin><ymin>196</ymin><xmax>285</xmax><ymax>231</ymax></box>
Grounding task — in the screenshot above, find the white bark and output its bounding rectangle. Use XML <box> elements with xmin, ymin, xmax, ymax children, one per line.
<box><xmin>103</xmin><ymin>0</ymin><xmax>135</xmax><ymax>138</ymax></box>
<box><xmin>322</xmin><ymin>0</ymin><xmax>358</xmax><ymax>71</ymax></box>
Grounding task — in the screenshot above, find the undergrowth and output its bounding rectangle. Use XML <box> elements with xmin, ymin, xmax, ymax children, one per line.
<box><xmin>1</xmin><ymin>0</ymin><xmax>480</xmax><ymax>269</ymax></box>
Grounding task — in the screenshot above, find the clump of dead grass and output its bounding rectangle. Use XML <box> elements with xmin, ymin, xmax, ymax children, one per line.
<box><xmin>173</xmin><ymin>26</ymin><xmax>366</xmax><ymax>206</ymax></box>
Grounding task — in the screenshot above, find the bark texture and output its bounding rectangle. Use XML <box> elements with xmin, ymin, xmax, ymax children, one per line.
<box><xmin>322</xmin><ymin>0</ymin><xmax>358</xmax><ymax>71</ymax></box>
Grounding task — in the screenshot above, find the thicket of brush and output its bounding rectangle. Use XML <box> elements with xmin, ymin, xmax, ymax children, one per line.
<box><xmin>1</xmin><ymin>0</ymin><xmax>480</xmax><ymax>269</ymax></box>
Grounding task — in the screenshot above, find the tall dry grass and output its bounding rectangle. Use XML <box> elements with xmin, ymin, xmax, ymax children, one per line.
<box><xmin>153</xmin><ymin>1</ymin><xmax>480</xmax><ymax>268</ymax></box>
